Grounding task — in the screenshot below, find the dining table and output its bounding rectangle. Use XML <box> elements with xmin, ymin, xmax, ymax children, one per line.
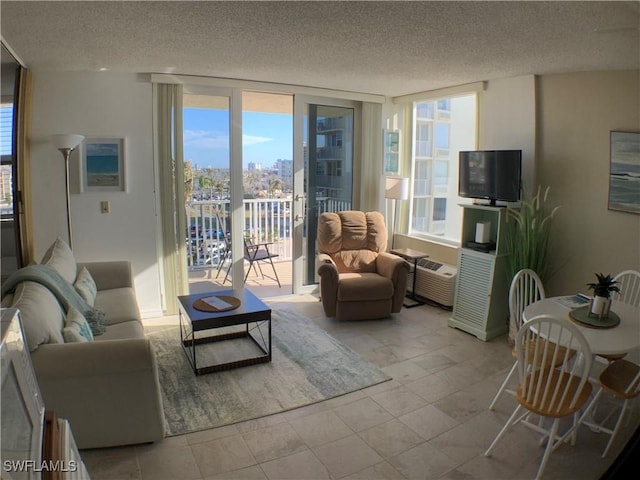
<box><xmin>523</xmin><ymin>296</ymin><xmax>640</xmax><ymax>356</ymax></box>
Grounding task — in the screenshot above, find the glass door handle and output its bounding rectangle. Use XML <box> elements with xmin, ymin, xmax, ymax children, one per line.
<box><xmin>295</xmin><ymin>214</ymin><xmax>305</xmax><ymax>221</ymax></box>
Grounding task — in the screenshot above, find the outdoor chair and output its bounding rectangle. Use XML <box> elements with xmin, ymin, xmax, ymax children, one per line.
<box><xmin>221</xmin><ymin>235</ymin><xmax>281</xmax><ymax>287</ymax></box>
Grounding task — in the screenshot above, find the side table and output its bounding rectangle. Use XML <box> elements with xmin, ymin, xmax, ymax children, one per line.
<box><xmin>390</xmin><ymin>248</ymin><xmax>429</xmax><ymax>308</ymax></box>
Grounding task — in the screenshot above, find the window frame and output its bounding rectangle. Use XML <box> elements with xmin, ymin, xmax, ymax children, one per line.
<box><xmin>406</xmin><ymin>91</ymin><xmax>479</xmax><ymax>246</ymax></box>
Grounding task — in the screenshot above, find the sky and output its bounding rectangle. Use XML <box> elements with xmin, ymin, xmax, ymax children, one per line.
<box><xmin>183</xmin><ymin>107</ymin><xmax>293</xmax><ymax>169</ymax></box>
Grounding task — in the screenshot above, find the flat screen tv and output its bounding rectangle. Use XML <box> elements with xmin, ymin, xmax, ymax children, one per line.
<box><xmin>458</xmin><ymin>150</ymin><xmax>522</xmax><ymax>205</ymax></box>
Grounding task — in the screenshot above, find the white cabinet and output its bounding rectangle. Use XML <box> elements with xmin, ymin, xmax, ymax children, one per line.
<box><xmin>448</xmin><ymin>205</ymin><xmax>510</xmax><ymax>341</ymax></box>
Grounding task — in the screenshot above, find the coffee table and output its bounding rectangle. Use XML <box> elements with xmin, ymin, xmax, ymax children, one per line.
<box><xmin>177</xmin><ymin>289</ymin><xmax>271</xmax><ymax>375</ymax></box>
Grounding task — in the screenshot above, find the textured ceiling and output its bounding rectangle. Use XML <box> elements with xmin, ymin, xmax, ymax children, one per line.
<box><xmin>1</xmin><ymin>1</ymin><xmax>639</xmax><ymax>97</ymax></box>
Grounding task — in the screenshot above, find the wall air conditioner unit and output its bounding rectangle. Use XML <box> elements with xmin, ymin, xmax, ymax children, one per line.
<box><xmin>408</xmin><ymin>258</ymin><xmax>457</xmax><ymax>307</ymax></box>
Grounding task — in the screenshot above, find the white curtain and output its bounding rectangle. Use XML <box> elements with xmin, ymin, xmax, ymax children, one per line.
<box><xmin>153</xmin><ymin>83</ymin><xmax>188</xmax><ymax>314</ymax></box>
<box><xmin>359</xmin><ymin>102</ymin><xmax>383</xmax><ymax>212</ymax></box>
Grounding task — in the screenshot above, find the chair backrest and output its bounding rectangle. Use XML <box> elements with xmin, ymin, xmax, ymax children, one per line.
<box><xmin>516</xmin><ymin>314</ymin><xmax>592</xmax><ymax>415</ymax></box>
<box><xmin>612</xmin><ymin>270</ymin><xmax>640</xmax><ymax>307</ymax></box>
<box><xmin>509</xmin><ymin>268</ymin><xmax>546</xmax><ymax>330</ymax></box>
<box><xmin>317</xmin><ymin>211</ymin><xmax>387</xmax><ymax>273</ymax></box>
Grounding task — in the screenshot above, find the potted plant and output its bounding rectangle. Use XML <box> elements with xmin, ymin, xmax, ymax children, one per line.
<box><xmin>586</xmin><ymin>272</ymin><xmax>620</xmax><ymax>318</ymax></box>
<box><xmin>504</xmin><ymin>186</ymin><xmax>560</xmax><ymax>285</ymax></box>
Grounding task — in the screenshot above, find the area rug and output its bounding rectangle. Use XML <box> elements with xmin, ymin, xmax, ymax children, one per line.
<box><xmin>148</xmin><ymin>306</ymin><xmax>391</xmax><ymax>436</ymax></box>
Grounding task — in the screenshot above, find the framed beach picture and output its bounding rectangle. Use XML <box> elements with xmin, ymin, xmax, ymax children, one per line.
<box><xmin>82</xmin><ymin>137</ymin><xmax>126</xmax><ymax>192</ymax></box>
<box><xmin>609</xmin><ymin>131</ymin><xmax>640</xmax><ymax>214</ymax></box>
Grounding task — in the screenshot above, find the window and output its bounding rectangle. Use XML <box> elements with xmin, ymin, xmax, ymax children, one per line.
<box><xmin>409</xmin><ymin>93</ymin><xmax>477</xmax><ymax>243</ymax></box>
<box><xmin>1</xmin><ymin>103</ymin><xmax>14</xmax><ymax>218</ymax></box>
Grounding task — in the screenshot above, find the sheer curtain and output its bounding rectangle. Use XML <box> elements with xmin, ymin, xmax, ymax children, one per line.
<box><xmin>153</xmin><ymin>82</ymin><xmax>188</xmax><ymax>314</ymax></box>
<box><xmin>359</xmin><ymin>102</ymin><xmax>383</xmax><ymax>212</ymax></box>
<box><xmin>16</xmin><ymin>67</ymin><xmax>35</xmax><ymax>265</ymax></box>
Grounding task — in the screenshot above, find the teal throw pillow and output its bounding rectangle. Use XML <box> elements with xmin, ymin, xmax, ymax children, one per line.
<box><xmin>74</xmin><ymin>267</ymin><xmax>97</xmax><ymax>306</ymax></box>
<box><xmin>62</xmin><ymin>306</ymin><xmax>94</xmax><ymax>343</ymax></box>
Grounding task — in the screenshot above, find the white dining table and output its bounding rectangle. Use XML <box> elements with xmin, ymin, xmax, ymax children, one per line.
<box><xmin>523</xmin><ymin>297</ymin><xmax>640</xmax><ymax>356</ymax></box>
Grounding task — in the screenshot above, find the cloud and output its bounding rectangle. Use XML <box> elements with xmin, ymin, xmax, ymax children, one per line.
<box><xmin>184</xmin><ymin>130</ymin><xmax>272</xmax><ymax>149</ymax></box>
<box><xmin>184</xmin><ymin>129</ymin><xmax>228</xmax><ymax>149</ymax></box>
<box><xmin>243</xmin><ymin>134</ymin><xmax>271</xmax><ymax>146</ymax></box>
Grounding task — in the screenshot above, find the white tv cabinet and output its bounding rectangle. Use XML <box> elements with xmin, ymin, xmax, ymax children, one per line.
<box><xmin>448</xmin><ymin>204</ymin><xmax>510</xmax><ymax>341</ymax></box>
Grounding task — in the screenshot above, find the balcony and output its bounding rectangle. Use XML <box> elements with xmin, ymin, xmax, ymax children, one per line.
<box><xmin>186</xmin><ymin>197</ymin><xmax>351</xmax><ymax>297</ymax></box>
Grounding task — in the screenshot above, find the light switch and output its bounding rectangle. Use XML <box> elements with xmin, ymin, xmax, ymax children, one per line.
<box><xmin>100</xmin><ymin>201</ymin><xmax>110</xmax><ymax>214</ymax></box>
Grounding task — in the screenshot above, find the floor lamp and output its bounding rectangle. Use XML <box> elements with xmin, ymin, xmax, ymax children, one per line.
<box><xmin>52</xmin><ymin>134</ymin><xmax>85</xmax><ymax>250</ymax></box>
<box><xmin>385</xmin><ymin>176</ymin><xmax>409</xmax><ymax>250</ymax></box>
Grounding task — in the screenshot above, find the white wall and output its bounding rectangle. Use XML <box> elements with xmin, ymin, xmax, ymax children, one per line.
<box><xmin>480</xmin><ymin>75</ymin><xmax>536</xmax><ymax>191</ymax></box>
<box><xmin>30</xmin><ymin>71</ymin><xmax>162</xmax><ymax>318</ymax></box>
<box><xmin>537</xmin><ymin>70</ymin><xmax>640</xmax><ymax>295</ymax></box>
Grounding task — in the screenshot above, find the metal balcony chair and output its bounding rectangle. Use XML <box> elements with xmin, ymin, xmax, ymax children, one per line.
<box><xmin>222</xmin><ymin>236</ymin><xmax>281</xmax><ymax>287</ymax></box>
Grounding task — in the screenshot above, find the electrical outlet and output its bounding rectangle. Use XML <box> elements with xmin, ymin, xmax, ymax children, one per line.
<box><xmin>100</xmin><ymin>201</ymin><xmax>110</xmax><ymax>214</ymax></box>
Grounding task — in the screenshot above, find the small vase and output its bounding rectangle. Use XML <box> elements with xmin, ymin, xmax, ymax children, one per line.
<box><xmin>589</xmin><ymin>295</ymin><xmax>611</xmax><ymax>319</ymax></box>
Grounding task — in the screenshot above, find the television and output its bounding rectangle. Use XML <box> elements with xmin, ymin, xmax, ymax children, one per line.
<box><xmin>458</xmin><ymin>150</ymin><xmax>522</xmax><ymax>205</ymax></box>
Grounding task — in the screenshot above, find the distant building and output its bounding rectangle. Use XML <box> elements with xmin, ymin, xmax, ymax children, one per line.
<box><xmin>247</xmin><ymin>162</ymin><xmax>262</xmax><ymax>171</ymax></box>
<box><xmin>274</xmin><ymin>159</ymin><xmax>292</xmax><ymax>180</ymax></box>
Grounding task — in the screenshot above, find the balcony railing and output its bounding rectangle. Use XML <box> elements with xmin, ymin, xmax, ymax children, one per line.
<box><xmin>186</xmin><ymin>197</ymin><xmax>351</xmax><ymax>268</ymax></box>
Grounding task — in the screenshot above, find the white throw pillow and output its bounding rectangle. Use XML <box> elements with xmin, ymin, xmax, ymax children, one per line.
<box><xmin>62</xmin><ymin>307</ymin><xmax>94</xmax><ymax>343</ymax></box>
<box><xmin>74</xmin><ymin>267</ymin><xmax>97</xmax><ymax>306</ymax></box>
<box><xmin>41</xmin><ymin>237</ymin><xmax>77</xmax><ymax>284</ymax></box>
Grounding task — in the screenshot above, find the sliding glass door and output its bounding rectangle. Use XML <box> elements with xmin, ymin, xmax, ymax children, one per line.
<box><xmin>293</xmin><ymin>98</ymin><xmax>355</xmax><ymax>291</ymax></box>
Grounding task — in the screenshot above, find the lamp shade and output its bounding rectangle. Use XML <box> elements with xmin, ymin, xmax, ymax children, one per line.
<box><xmin>384</xmin><ymin>176</ymin><xmax>409</xmax><ymax>200</ymax></box>
<box><xmin>52</xmin><ymin>134</ymin><xmax>85</xmax><ymax>150</ymax></box>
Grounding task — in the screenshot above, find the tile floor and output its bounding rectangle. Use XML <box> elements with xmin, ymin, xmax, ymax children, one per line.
<box><xmin>81</xmin><ymin>294</ymin><xmax>639</xmax><ymax>479</ymax></box>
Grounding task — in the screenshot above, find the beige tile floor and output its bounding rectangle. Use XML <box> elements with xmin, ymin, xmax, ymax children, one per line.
<box><xmin>81</xmin><ymin>294</ymin><xmax>639</xmax><ymax>480</ymax></box>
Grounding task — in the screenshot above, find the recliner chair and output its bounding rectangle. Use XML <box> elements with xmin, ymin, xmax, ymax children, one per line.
<box><xmin>316</xmin><ymin>211</ymin><xmax>410</xmax><ymax>320</ymax></box>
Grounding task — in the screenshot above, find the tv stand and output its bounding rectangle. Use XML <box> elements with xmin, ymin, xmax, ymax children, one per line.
<box><xmin>449</xmin><ymin>204</ymin><xmax>510</xmax><ymax>341</ymax></box>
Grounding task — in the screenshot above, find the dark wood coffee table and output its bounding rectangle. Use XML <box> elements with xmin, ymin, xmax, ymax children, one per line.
<box><xmin>177</xmin><ymin>289</ymin><xmax>271</xmax><ymax>375</ymax></box>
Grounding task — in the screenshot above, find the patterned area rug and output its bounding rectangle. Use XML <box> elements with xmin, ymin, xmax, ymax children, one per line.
<box><xmin>149</xmin><ymin>306</ymin><xmax>391</xmax><ymax>436</ymax></box>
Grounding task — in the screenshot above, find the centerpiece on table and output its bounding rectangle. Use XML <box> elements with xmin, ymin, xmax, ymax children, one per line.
<box><xmin>586</xmin><ymin>272</ymin><xmax>620</xmax><ymax>320</ymax></box>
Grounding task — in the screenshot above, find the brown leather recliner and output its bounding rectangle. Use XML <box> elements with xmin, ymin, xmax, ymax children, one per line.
<box><xmin>316</xmin><ymin>211</ymin><xmax>410</xmax><ymax>320</ymax></box>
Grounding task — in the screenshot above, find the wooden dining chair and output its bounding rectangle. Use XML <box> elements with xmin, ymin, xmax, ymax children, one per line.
<box><xmin>581</xmin><ymin>359</ymin><xmax>640</xmax><ymax>457</ymax></box>
<box><xmin>485</xmin><ymin>314</ymin><xmax>593</xmax><ymax>480</ymax></box>
<box><xmin>489</xmin><ymin>269</ymin><xmax>547</xmax><ymax>410</ymax></box>
<box><xmin>597</xmin><ymin>270</ymin><xmax>640</xmax><ymax>364</ymax></box>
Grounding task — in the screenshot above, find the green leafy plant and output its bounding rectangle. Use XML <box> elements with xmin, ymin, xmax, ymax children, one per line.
<box><xmin>504</xmin><ymin>186</ymin><xmax>560</xmax><ymax>284</ymax></box>
<box><xmin>587</xmin><ymin>273</ymin><xmax>621</xmax><ymax>298</ymax></box>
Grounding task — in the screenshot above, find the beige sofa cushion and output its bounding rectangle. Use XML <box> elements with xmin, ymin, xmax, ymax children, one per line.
<box><xmin>95</xmin><ymin>320</ymin><xmax>145</xmax><ymax>342</ymax></box>
<box><xmin>94</xmin><ymin>287</ymin><xmax>141</xmax><ymax>326</ymax></box>
<box><xmin>41</xmin><ymin>237</ymin><xmax>77</xmax><ymax>284</ymax></box>
<box><xmin>10</xmin><ymin>281</ymin><xmax>65</xmax><ymax>351</ymax></box>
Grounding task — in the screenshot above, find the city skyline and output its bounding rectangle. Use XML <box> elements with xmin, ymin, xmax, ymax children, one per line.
<box><xmin>183</xmin><ymin>107</ymin><xmax>293</xmax><ymax>169</ymax></box>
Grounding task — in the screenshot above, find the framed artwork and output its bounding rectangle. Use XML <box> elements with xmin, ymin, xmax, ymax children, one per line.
<box><xmin>383</xmin><ymin>130</ymin><xmax>400</xmax><ymax>174</ymax></box>
<box><xmin>609</xmin><ymin>131</ymin><xmax>640</xmax><ymax>214</ymax></box>
<box><xmin>82</xmin><ymin>137</ymin><xmax>126</xmax><ymax>192</ymax></box>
